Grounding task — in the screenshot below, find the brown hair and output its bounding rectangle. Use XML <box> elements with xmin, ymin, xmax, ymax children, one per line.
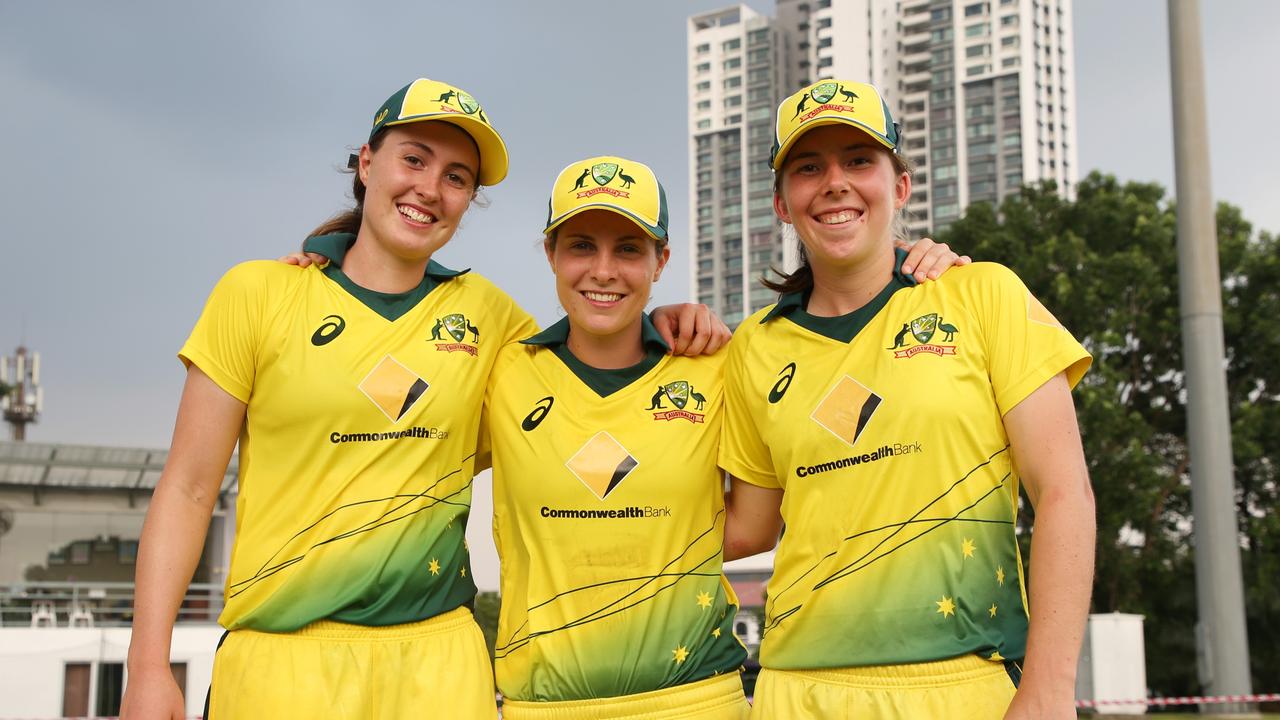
<box><xmin>762</xmin><ymin>148</ymin><xmax>913</xmax><ymax>295</ymax></box>
<box><xmin>306</xmin><ymin>129</ymin><xmax>484</xmax><ymax>239</ymax></box>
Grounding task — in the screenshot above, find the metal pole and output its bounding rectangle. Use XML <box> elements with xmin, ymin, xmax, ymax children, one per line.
<box><xmin>1166</xmin><ymin>0</ymin><xmax>1254</xmax><ymax>713</ymax></box>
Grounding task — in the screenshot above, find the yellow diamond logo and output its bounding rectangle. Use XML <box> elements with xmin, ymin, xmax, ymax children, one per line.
<box><xmin>565</xmin><ymin>431</ymin><xmax>638</xmax><ymax>500</ymax></box>
<box><xmin>358</xmin><ymin>355</ymin><xmax>428</xmax><ymax>423</ymax></box>
<box><xmin>811</xmin><ymin>375</ymin><xmax>881</xmax><ymax>446</ymax></box>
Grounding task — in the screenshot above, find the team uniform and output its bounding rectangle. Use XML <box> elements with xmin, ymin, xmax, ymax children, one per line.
<box><xmin>182</xmin><ymin>233</ymin><xmax>536</xmax><ymax>718</ymax></box>
<box><xmin>483</xmin><ymin>316</ymin><xmax>750</xmax><ymax>719</ymax></box>
<box><xmin>719</xmin><ymin>252</ymin><xmax>1091</xmax><ymax>719</ymax></box>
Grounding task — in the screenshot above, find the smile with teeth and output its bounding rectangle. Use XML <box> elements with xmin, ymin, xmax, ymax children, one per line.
<box><xmin>398</xmin><ymin>205</ymin><xmax>436</xmax><ymax>223</ymax></box>
<box><xmin>584</xmin><ymin>291</ymin><xmax>624</xmax><ymax>303</ymax></box>
<box><xmin>816</xmin><ymin>209</ymin><xmax>862</xmax><ymax>224</ymax></box>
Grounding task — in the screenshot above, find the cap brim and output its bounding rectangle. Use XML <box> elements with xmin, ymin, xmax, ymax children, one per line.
<box><xmin>772</xmin><ymin>116</ymin><xmax>896</xmax><ymax>170</ymax></box>
<box><xmin>544</xmin><ymin>204</ymin><xmax>666</xmax><ymax>242</ymax></box>
<box><xmin>385</xmin><ymin>114</ymin><xmax>509</xmax><ymax>186</ymax></box>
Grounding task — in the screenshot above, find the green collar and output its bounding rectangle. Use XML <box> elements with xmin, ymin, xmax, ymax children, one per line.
<box><xmin>303</xmin><ymin>233</ymin><xmax>468</xmax><ymax>280</ymax></box>
<box><xmin>760</xmin><ymin>247</ymin><xmax>918</xmax><ymax>342</ymax></box>
<box><xmin>303</xmin><ymin>233</ymin><xmax>467</xmax><ymax>322</ymax></box>
<box><xmin>521</xmin><ymin>315</ymin><xmax>670</xmax><ymax>398</ymax></box>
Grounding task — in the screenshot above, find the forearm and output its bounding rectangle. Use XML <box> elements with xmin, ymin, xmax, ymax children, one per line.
<box><xmin>723</xmin><ymin>477</ymin><xmax>783</xmax><ymax>561</ymax></box>
<box><xmin>1020</xmin><ymin>481</ymin><xmax>1096</xmax><ymax>694</ymax></box>
<box><xmin>127</xmin><ymin>478</ymin><xmax>219</xmax><ymax>672</ymax></box>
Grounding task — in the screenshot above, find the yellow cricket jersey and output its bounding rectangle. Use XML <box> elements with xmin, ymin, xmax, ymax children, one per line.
<box><xmin>719</xmin><ymin>254</ymin><xmax>1091</xmax><ymax>670</ymax></box>
<box><xmin>180</xmin><ymin>236</ymin><xmax>536</xmax><ymax>632</ymax></box>
<box><xmin>484</xmin><ymin>316</ymin><xmax>747</xmax><ymax>702</ymax></box>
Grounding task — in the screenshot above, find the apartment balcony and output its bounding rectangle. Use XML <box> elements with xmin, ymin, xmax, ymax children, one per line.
<box><xmin>901</xmin><ymin>30</ymin><xmax>931</xmax><ymax>47</ymax></box>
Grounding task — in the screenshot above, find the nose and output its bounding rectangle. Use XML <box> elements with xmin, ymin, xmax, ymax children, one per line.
<box><xmin>589</xmin><ymin>248</ymin><xmax>618</xmax><ymax>282</ymax></box>
<box><xmin>821</xmin><ymin>161</ymin><xmax>849</xmax><ymax>195</ymax></box>
<box><xmin>415</xmin><ymin>172</ymin><xmax>441</xmax><ymax>203</ymax></box>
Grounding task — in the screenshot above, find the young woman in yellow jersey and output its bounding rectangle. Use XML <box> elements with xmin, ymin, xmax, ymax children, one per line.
<box><xmin>121</xmin><ymin>79</ymin><xmax>727</xmax><ymax>720</ymax></box>
<box><xmin>479</xmin><ymin>156</ymin><xmax>963</xmax><ymax>720</ymax></box>
<box><xmin>719</xmin><ymin>80</ymin><xmax>1095</xmax><ymax>720</ymax></box>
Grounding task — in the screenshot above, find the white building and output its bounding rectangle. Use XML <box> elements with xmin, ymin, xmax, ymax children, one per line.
<box><xmin>0</xmin><ymin>441</ymin><xmax>235</xmax><ymax>718</ymax></box>
<box><xmin>688</xmin><ymin>0</ymin><xmax>1078</xmax><ymax>322</ymax></box>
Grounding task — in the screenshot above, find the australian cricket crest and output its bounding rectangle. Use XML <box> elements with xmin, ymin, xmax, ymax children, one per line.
<box><xmin>888</xmin><ymin>312</ymin><xmax>958</xmax><ymax>359</ymax></box>
<box><xmin>592</xmin><ymin>162</ymin><xmax>619</xmax><ymax>186</ymax></box>
<box><xmin>430</xmin><ymin>312</ymin><xmax>480</xmax><ymax>356</ymax></box>
<box><xmin>810</xmin><ymin>82</ymin><xmax>839</xmax><ymax>104</ymax></box>
<box><xmin>572</xmin><ymin>161</ymin><xmax>631</xmax><ymax>200</ymax></box>
<box><xmin>646</xmin><ymin>380</ymin><xmax>706</xmax><ymax>422</ymax></box>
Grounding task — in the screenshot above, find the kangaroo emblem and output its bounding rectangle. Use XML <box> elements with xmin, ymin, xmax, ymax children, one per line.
<box><xmin>435</xmin><ymin>90</ymin><xmax>456</xmax><ymax>104</ymax></box>
<box><xmin>838</xmin><ymin>86</ymin><xmax>858</xmax><ymax>103</ymax></box>
<box><xmin>792</xmin><ymin>93</ymin><xmax>811</xmax><ymax>119</ymax></box>
<box><xmin>888</xmin><ymin>323</ymin><xmax>911</xmax><ymax>349</ymax></box>
<box><xmin>466</xmin><ymin>320</ymin><xmax>480</xmax><ymax>344</ymax></box>
<box><xmin>430</xmin><ymin>318</ymin><xmax>445</xmax><ymax>341</ymax></box>
<box><xmin>938</xmin><ymin>318</ymin><xmax>958</xmax><ymax>342</ymax></box>
<box><xmin>646</xmin><ymin>386</ymin><xmax>666</xmax><ymax>410</ymax></box>
<box><xmin>570</xmin><ymin>168</ymin><xmax>591</xmax><ymax>191</ymax></box>
<box><xmin>618</xmin><ymin>169</ymin><xmax>636</xmax><ymax>189</ymax></box>
<box><xmin>690</xmin><ymin>390</ymin><xmax>706</xmax><ymax>411</ymax></box>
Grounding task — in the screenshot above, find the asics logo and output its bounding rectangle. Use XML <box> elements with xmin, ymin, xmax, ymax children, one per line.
<box><xmin>311</xmin><ymin>315</ymin><xmax>346</xmax><ymax>346</ymax></box>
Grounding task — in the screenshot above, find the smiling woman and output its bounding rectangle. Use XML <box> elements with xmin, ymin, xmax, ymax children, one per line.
<box><xmin>121</xmin><ymin>78</ymin><xmax>531</xmax><ymax>720</ymax></box>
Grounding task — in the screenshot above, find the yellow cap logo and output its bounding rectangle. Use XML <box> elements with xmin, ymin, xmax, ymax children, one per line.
<box><xmin>545</xmin><ymin>156</ymin><xmax>668</xmax><ymax>240</ymax></box>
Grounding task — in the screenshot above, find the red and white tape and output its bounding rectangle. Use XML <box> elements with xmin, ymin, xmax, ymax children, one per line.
<box><xmin>1076</xmin><ymin>692</ymin><xmax>1280</xmax><ymax>708</ymax></box>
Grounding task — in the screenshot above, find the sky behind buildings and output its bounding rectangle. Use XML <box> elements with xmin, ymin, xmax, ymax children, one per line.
<box><xmin>2</xmin><ymin>1</ymin><xmax>1277</xmax><ymax>588</ymax></box>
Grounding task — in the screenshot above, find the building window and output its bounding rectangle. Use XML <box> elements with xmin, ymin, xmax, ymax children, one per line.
<box><xmin>931</xmin><ymin>27</ymin><xmax>954</xmax><ymax>42</ymax></box>
<box><xmin>724</xmin><ymin>75</ymin><xmax>742</xmax><ymax>89</ymax></box>
<box><xmin>696</xmin><ymin>43</ymin><xmax>710</xmax><ymax>54</ymax></box>
<box><xmin>1001</xmin><ymin>14</ymin><xmax>1018</xmax><ymax>26</ymax></box>
<box><xmin>1002</xmin><ymin>35</ymin><xmax>1019</xmax><ymax>46</ymax></box>
<box><xmin>696</xmin><ymin>62</ymin><xmax>710</xmax><ymax>73</ymax></box>
<box><xmin>724</xmin><ymin>57</ymin><xmax>742</xmax><ymax>70</ymax></box>
<box><xmin>818</xmin><ymin>37</ymin><xmax>833</xmax><ymax>48</ymax></box>
<box><xmin>723</xmin><ymin>38</ymin><xmax>741</xmax><ymax>51</ymax></box>
<box><xmin>964</xmin><ymin>2</ymin><xmax>989</xmax><ymax>17</ymax></box>
<box><xmin>697</xmin><ymin>100</ymin><xmax>711</xmax><ymax>112</ymax></box>
<box><xmin>1002</xmin><ymin>57</ymin><xmax>1019</xmax><ymax>67</ymax></box>
<box><xmin>696</xmin><ymin>80</ymin><xmax>711</xmax><ymax>92</ymax></box>
<box><xmin>724</xmin><ymin>95</ymin><xmax>742</xmax><ymax>109</ymax></box>
<box><xmin>966</xmin><ymin>44</ymin><xmax>990</xmax><ymax>57</ymax></box>
<box><xmin>931</xmin><ymin>7</ymin><xmax>951</xmax><ymax>20</ymax></box>
<box><xmin>697</xmin><ymin>119</ymin><xmax>711</xmax><ymax>130</ymax></box>
<box><xmin>966</xmin><ymin>23</ymin><xmax>990</xmax><ymax>36</ymax></box>
<box><xmin>817</xmin><ymin>17</ymin><xmax>832</xmax><ymax>29</ymax></box>
<box><xmin>817</xmin><ymin>56</ymin><xmax>833</xmax><ymax>68</ymax></box>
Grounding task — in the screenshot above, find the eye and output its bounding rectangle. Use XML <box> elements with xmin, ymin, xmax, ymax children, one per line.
<box><xmin>619</xmin><ymin>243</ymin><xmax>645</xmax><ymax>255</ymax></box>
<box><xmin>445</xmin><ymin>172</ymin><xmax>467</xmax><ymax>188</ymax></box>
<box><xmin>794</xmin><ymin>162</ymin><xmax>820</xmax><ymax>175</ymax></box>
<box><xmin>403</xmin><ymin>154</ymin><xmax>425</xmax><ymax>167</ymax></box>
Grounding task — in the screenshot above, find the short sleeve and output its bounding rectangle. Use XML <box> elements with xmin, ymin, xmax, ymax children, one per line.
<box><xmin>178</xmin><ymin>262</ymin><xmax>273</xmax><ymax>403</ymax></box>
<box><xmin>718</xmin><ymin>331</ymin><xmax>781</xmax><ymax>489</ymax></box>
<box><xmin>970</xmin><ymin>263</ymin><xmax>1092</xmax><ymax>416</ymax></box>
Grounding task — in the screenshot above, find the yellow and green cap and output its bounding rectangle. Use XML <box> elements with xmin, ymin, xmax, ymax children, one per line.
<box><xmin>544</xmin><ymin>156</ymin><xmax>669</xmax><ymax>241</ymax></box>
<box><xmin>369</xmin><ymin>78</ymin><xmax>509</xmax><ymax>186</ymax></box>
<box><xmin>770</xmin><ymin>80</ymin><xmax>900</xmax><ymax>170</ymax></box>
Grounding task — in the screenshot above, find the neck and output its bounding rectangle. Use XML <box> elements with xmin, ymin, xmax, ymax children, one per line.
<box><xmin>806</xmin><ymin>243</ymin><xmax>896</xmax><ymax>317</ymax></box>
<box><xmin>342</xmin><ymin>230</ymin><xmax>431</xmax><ymax>294</ymax></box>
<box><xmin>565</xmin><ymin>320</ymin><xmax>646</xmax><ymax>370</ymax></box>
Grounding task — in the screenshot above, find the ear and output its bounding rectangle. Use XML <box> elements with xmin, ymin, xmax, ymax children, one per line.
<box><xmin>773</xmin><ymin>190</ymin><xmax>794</xmax><ymax>225</ymax></box>
<box><xmin>894</xmin><ymin>168</ymin><xmax>911</xmax><ymax>210</ymax></box>
<box><xmin>543</xmin><ymin>236</ymin><xmax>557</xmax><ymax>271</ymax></box>
<box><xmin>358</xmin><ymin>143</ymin><xmax>374</xmax><ymax>185</ymax></box>
<box><xmin>652</xmin><ymin>243</ymin><xmax>672</xmax><ymax>282</ymax></box>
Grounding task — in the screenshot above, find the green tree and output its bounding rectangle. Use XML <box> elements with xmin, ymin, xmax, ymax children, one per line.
<box><xmin>939</xmin><ymin>171</ymin><xmax>1279</xmax><ymax>697</ymax></box>
<box><xmin>473</xmin><ymin>591</ymin><xmax>501</xmax><ymax>659</ymax></box>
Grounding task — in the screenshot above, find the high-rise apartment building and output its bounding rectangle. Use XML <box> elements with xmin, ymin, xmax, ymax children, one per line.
<box><xmin>688</xmin><ymin>0</ymin><xmax>1077</xmax><ymax>324</ymax></box>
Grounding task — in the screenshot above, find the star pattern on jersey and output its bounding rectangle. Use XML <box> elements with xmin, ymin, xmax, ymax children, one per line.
<box><xmin>990</xmin><ymin>651</ymin><xmax>1005</xmax><ymax>662</ymax></box>
<box><xmin>996</xmin><ymin>566</ymin><xmax>1006</xmax><ymax>585</ymax></box>
<box><xmin>428</xmin><ymin>558</ymin><xmax>441</xmax><ymax>576</ymax></box>
<box><xmin>962</xmin><ymin>538</ymin><xmax>976</xmax><ymax>558</ymax></box>
<box><xmin>936</xmin><ymin>596</ymin><xmax>956</xmax><ymax>618</ymax></box>
<box><xmin>696</xmin><ymin>591</ymin><xmax>713</xmax><ymax>609</ymax></box>
<box><xmin>672</xmin><ymin>645</ymin><xmax>690</xmax><ymax>664</ymax></box>
<box><xmin>989</xmin><ymin>603</ymin><xmax>998</xmax><ymax>618</ymax></box>
<box><xmin>712</xmin><ymin>627</ymin><xmax>722</xmax><ymax>638</ymax></box>
<box><xmin>460</xmin><ymin>567</ymin><xmax>467</xmax><ymax>578</ymax></box>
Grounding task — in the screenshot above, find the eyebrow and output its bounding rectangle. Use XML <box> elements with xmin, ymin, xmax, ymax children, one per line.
<box><xmin>399</xmin><ymin>140</ymin><xmax>478</xmax><ymax>179</ymax></box>
<box><xmin>785</xmin><ymin>143</ymin><xmax>877</xmax><ymax>167</ymax></box>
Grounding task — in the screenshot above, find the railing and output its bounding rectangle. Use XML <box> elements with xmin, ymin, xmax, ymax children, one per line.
<box><xmin>0</xmin><ymin>581</ymin><xmax>223</xmax><ymax>627</ymax></box>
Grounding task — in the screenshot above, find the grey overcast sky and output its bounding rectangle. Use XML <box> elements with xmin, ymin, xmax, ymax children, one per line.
<box><xmin>2</xmin><ymin>1</ymin><xmax>1277</xmax><ymax>587</ymax></box>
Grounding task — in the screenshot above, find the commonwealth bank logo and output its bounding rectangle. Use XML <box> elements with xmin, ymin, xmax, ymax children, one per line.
<box><xmin>811</xmin><ymin>375</ymin><xmax>881</xmax><ymax>446</ymax></box>
<box><xmin>358</xmin><ymin>355</ymin><xmax>429</xmax><ymax>423</ymax></box>
<box><xmin>565</xmin><ymin>431</ymin><xmax>639</xmax><ymax>500</ymax></box>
